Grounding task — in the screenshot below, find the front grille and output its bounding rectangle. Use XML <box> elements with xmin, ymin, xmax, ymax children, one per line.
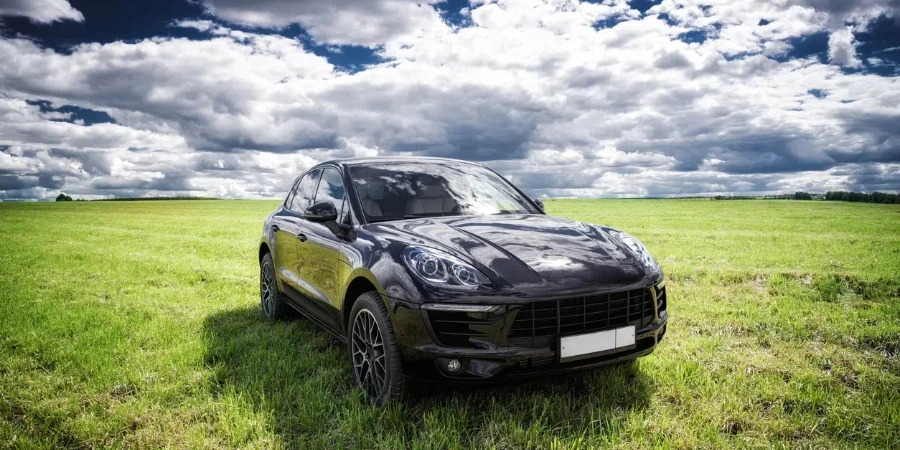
<box><xmin>426</xmin><ymin>310</ymin><xmax>496</xmax><ymax>348</ymax></box>
<box><xmin>507</xmin><ymin>288</ymin><xmax>655</xmax><ymax>348</ymax></box>
<box><xmin>517</xmin><ymin>356</ymin><xmax>554</xmax><ymax>369</ymax></box>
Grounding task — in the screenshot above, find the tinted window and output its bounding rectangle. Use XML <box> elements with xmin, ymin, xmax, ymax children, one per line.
<box><xmin>284</xmin><ymin>177</ymin><xmax>301</xmax><ymax>208</ymax></box>
<box><xmin>313</xmin><ymin>167</ymin><xmax>349</xmax><ymax>223</ymax></box>
<box><xmin>289</xmin><ymin>169</ymin><xmax>321</xmax><ymax>212</ymax></box>
<box><xmin>313</xmin><ymin>168</ymin><xmax>345</xmax><ymax>206</ymax></box>
<box><xmin>349</xmin><ymin>162</ymin><xmax>538</xmax><ymax>223</ymax></box>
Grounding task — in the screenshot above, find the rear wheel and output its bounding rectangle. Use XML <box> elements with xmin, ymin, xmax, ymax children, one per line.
<box><xmin>348</xmin><ymin>291</ymin><xmax>407</xmax><ymax>405</ymax></box>
<box><xmin>260</xmin><ymin>253</ymin><xmax>290</xmax><ymax>319</ymax></box>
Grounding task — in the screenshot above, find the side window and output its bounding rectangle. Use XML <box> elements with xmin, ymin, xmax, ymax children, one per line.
<box><xmin>284</xmin><ymin>177</ymin><xmax>302</xmax><ymax>208</ymax></box>
<box><xmin>314</xmin><ymin>167</ymin><xmax>349</xmax><ymax>223</ymax></box>
<box><xmin>289</xmin><ymin>169</ymin><xmax>321</xmax><ymax>212</ymax></box>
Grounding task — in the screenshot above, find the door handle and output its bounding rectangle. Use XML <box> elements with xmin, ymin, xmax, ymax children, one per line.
<box><xmin>297</xmin><ymin>233</ymin><xmax>307</xmax><ymax>242</ymax></box>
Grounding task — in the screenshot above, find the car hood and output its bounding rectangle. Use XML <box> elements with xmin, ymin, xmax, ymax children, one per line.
<box><xmin>366</xmin><ymin>214</ymin><xmax>656</xmax><ymax>295</ymax></box>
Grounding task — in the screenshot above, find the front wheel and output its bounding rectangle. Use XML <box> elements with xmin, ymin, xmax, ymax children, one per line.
<box><xmin>259</xmin><ymin>253</ymin><xmax>290</xmax><ymax>320</ymax></box>
<box><xmin>348</xmin><ymin>291</ymin><xmax>407</xmax><ymax>406</ymax></box>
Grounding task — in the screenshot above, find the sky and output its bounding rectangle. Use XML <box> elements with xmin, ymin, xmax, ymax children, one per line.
<box><xmin>0</xmin><ymin>0</ymin><xmax>898</xmax><ymax>201</ymax></box>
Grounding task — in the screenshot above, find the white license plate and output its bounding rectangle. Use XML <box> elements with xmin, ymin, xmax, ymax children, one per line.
<box><xmin>559</xmin><ymin>326</ymin><xmax>635</xmax><ymax>361</ymax></box>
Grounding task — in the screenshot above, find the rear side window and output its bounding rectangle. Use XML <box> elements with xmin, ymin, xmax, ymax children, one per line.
<box><xmin>289</xmin><ymin>169</ymin><xmax>321</xmax><ymax>212</ymax></box>
<box><xmin>314</xmin><ymin>167</ymin><xmax>348</xmax><ymax>223</ymax></box>
<box><xmin>284</xmin><ymin>177</ymin><xmax>301</xmax><ymax>208</ymax></box>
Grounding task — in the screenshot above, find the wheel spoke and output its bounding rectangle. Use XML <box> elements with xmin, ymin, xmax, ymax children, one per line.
<box><xmin>352</xmin><ymin>329</ymin><xmax>366</xmax><ymax>345</ymax></box>
<box><xmin>260</xmin><ymin>262</ymin><xmax>276</xmax><ymax>316</ymax></box>
<box><xmin>369</xmin><ymin>316</ymin><xmax>378</xmax><ymax>343</ymax></box>
<box><xmin>351</xmin><ymin>309</ymin><xmax>388</xmax><ymax>400</ymax></box>
<box><xmin>373</xmin><ymin>366</ymin><xmax>384</xmax><ymax>392</ymax></box>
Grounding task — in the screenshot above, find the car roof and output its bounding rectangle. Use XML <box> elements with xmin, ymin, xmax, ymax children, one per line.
<box><xmin>318</xmin><ymin>156</ymin><xmax>487</xmax><ymax>168</ymax></box>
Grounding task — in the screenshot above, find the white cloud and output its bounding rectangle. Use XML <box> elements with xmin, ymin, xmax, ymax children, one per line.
<box><xmin>0</xmin><ymin>97</ymin><xmax>186</xmax><ymax>150</ymax></box>
<box><xmin>789</xmin><ymin>0</ymin><xmax>899</xmax><ymax>29</ymax></box>
<box><xmin>648</xmin><ymin>0</ymin><xmax>827</xmax><ymax>56</ymax></box>
<box><xmin>0</xmin><ymin>0</ymin><xmax>83</xmax><ymax>24</ymax></box>
<box><xmin>0</xmin><ymin>27</ymin><xmax>339</xmax><ymax>152</ymax></box>
<box><xmin>200</xmin><ymin>0</ymin><xmax>448</xmax><ymax>46</ymax></box>
<box><xmin>828</xmin><ymin>26</ymin><xmax>863</xmax><ymax>68</ymax></box>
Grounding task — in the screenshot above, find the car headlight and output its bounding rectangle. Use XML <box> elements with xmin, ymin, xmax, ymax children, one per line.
<box><xmin>401</xmin><ymin>246</ymin><xmax>492</xmax><ymax>290</ymax></box>
<box><xmin>612</xmin><ymin>231</ymin><xmax>660</xmax><ymax>272</ymax></box>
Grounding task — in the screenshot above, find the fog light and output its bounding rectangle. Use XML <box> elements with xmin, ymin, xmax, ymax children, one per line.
<box><xmin>447</xmin><ymin>358</ymin><xmax>462</xmax><ymax>373</ymax></box>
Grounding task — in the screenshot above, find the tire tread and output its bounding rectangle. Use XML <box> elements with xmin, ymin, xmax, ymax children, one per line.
<box><xmin>349</xmin><ymin>291</ymin><xmax>408</xmax><ymax>405</ymax></box>
<box><xmin>261</xmin><ymin>253</ymin><xmax>291</xmax><ymax>320</ymax></box>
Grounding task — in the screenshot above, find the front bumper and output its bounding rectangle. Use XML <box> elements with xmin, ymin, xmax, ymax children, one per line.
<box><xmin>387</xmin><ymin>282</ymin><xmax>669</xmax><ymax>382</ymax></box>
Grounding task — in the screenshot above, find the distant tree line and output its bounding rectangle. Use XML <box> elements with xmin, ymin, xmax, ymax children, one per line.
<box><xmin>712</xmin><ymin>195</ymin><xmax>755</xmax><ymax>200</ymax></box>
<box><xmin>714</xmin><ymin>191</ymin><xmax>898</xmax><ymax>203</ymax></box>
<box><xmin>824</xmin><ymin>191</ymin><xmax>900</xmax><ymax>204</ymax></box>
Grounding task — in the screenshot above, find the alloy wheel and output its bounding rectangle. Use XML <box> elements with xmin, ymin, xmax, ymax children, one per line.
<box><xmin>350</xmin><ymin>309</ymin><xmax>386</xmax><ymax>399</ymax></box>
<box><xmin>260</xmin><ymin>261</ymin><xmax>275</xmax><ymax>317</ymax></box>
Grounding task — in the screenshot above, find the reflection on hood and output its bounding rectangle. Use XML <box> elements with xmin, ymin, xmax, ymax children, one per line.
<box><xmin>368</xmin><ymin>214</ymin><xmax>654</xmax><ymax>294</ymax></box>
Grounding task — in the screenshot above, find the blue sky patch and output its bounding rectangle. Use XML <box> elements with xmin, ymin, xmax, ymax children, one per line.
<box><xmin>778</xmin><ymin>31</ymin><xmax>829</xmax><ymax>62</ymax></box>
<box><xmin>594</xmin><ymin>14</ymin><xmax>631</xmax><ymax>30</ymax></box>
<box><xmin>0</xmin><ymin>0</ymin><xmax>206</xmax><ymax>53</ymax></box>
<box><xmin>628</xmin><ymin>0</ymin><xmax>663</xmax><ymax>15</ymax></box>
<box><xmin>284</xmin><ymin>25</ymin><xmax>383</xmax><ymax>72</ymax></box>
<box><xmin>678</xmin><ymin>29</ymin><xmax>708</xmax><ymax>44</ymax></box>
<box><xmin>856</xmin><ymin>15</ymin><xmax>900</xmax><ymax>76</ymax></box>
<box><xmin>437</xmin><ymin>0</ymin><xmax>472</xmax><ymax>28</ymax></box>
<box><xmin>27</xmin><ymin>100</ymin><xmax>116</xmax><ymax>126</ymax></box>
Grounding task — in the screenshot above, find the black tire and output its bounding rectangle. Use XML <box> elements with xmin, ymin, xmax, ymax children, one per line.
<box><xmin>347</xmin><ymin>291</ymin><xmax>407</xmax><ymax>406</ymax></box>
<box><xmin>260</xmin><ymin>253</ymin><xmax>291</xmax><ymax>320</ymax></box>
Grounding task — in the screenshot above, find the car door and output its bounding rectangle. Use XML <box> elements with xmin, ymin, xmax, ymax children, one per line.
<box><xmin>271</xmin><ymin>178</ymin><xmax>303</xmax><ymax>290</ymax></box>
<box><xmin>274</xmin><ymin>169</ymin><xmax>320</xmax><ymax>296</ymax></box>
<box><xmin>295</xmin><ymin>166</ymin><xmax>348</xmax><ymax>327</ymax></box>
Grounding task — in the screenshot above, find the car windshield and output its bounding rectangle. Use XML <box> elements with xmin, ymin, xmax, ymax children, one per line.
<box><xmin>349</xmin><ymin>162</ymin><xmax>539</xmax><ymax>223</ymax></box>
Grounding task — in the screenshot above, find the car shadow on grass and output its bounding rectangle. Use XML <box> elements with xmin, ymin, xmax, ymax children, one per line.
<box><xmin>203</xmin><ymin>306</ymin><xmax>654</xmax><ymax>447</ymax></box>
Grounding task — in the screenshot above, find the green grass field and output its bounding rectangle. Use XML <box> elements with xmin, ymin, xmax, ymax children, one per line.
<box><xmin>1</xmin><ymin>199</ymin><xmax>898</xmax><ymax>449</ymax></box>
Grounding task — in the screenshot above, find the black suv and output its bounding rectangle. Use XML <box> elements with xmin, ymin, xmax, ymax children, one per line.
<box><xmin>259</xmin><ymin>157</ymin><xmax>667</xmax><ymax>404</ymax></box>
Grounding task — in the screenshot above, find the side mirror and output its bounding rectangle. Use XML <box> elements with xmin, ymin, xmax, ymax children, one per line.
<box><xmin>531</xmin><ymin>197</ymin><xmax>545</xmax><ymax>211</ymax></box>
<box><xmin>304</xmin><ymin>202</ymin><xmax>338</xmax><ymax>222</ymax></box>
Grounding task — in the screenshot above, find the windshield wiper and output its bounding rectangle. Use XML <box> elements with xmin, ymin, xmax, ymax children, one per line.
<box><xmin>366</xmin><ymin>215</ymin><xmax>423</xmax><ymax>223</ymax></box>
<box><xmin>367</xmin><ymin>214</ymin><xmax>453</xmax><ymax>223</ymax></box>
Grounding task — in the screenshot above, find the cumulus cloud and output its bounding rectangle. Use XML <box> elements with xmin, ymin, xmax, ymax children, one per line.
<box><xmin>200</xmin><ymin>0</ymin><xmax>447</xmax><ymax>46</ymax></box>
<box><xmin>650</xmin><ymin>0</ymin><xmax>898</xmax><ymax>69</ymax></box>
<box><xmin>828</xmin><ymin>26</ymin><xmax>864</xmax><ymax>67</ymax></box>
<box><xmin>0</xmin><ymin>0</ymin><xmax>898</xmax><ymax>200</ymax></box>
<box><xmin>793</xmin><ymin>0</ymin><xmax>899</xmax><ymax>70</ymax></box>
<box><xmin>0</xmin><ymin>0</ymin><xmax>83</xmax><ymax>24</ymax></box>
<box><xmin>0</xmin><ymin>27</ymin><xmax>339</xmax><ymax>152</ymax></box>
<box><xmin>790</xmin><ymin>0</ymin><xmax>899</xmax><ymax>28</ymax></box>
<box><xmin>648</xmin><ymin>0</ymin><xmax>828</xmax><ymax>56</ymax></box>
